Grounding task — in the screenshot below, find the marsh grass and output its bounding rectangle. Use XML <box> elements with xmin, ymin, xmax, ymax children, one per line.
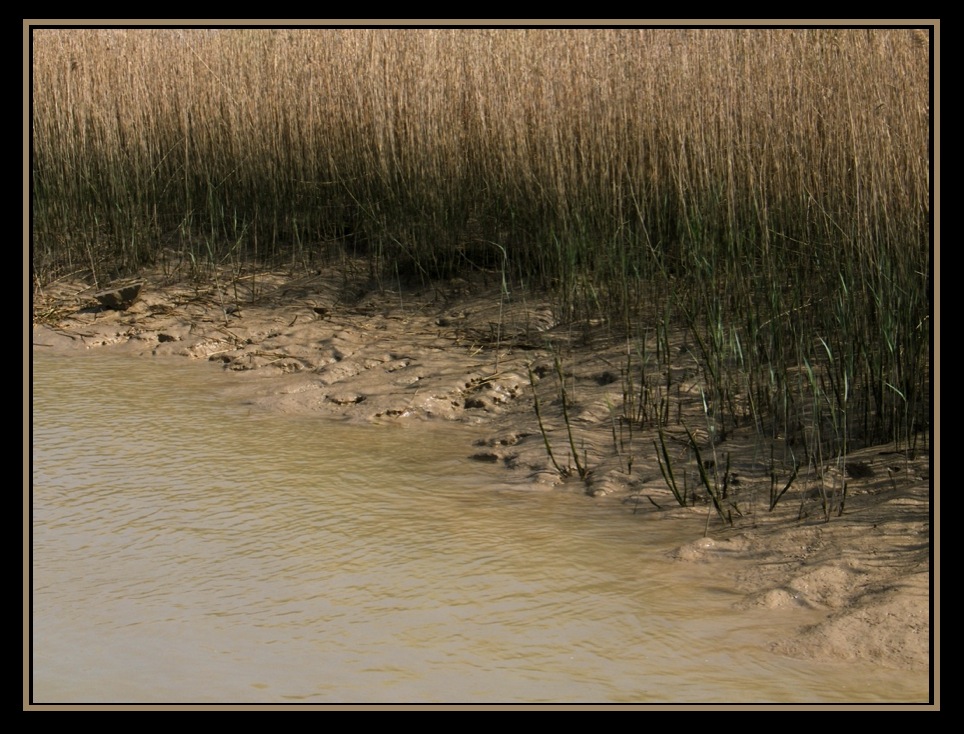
<box><xmin>32</xmin><ymin>28</ymin><xmax>931</xmax><ymax>474</ymax></box>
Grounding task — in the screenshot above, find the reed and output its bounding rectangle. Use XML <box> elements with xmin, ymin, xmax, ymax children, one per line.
<box><xmin>32</xmin><ymin>28</ymin><xmax>931</xmax><ymax>463</ymax></box>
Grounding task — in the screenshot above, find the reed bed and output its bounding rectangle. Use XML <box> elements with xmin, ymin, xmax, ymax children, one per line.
<box><xmin>31</xmin><ymin>27</ymin><xmax>931</xmax><ymax>468</ymax></box>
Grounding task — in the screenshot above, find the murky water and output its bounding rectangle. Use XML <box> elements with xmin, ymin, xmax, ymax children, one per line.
<box><xmin>30</xmin><ymin>350</ymin><xmax>927</xmax><ymax>704</ymax></box>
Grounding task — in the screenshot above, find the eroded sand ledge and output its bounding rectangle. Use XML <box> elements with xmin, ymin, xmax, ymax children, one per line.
<box><xmin>32</xmin><ymin>264</ymin><xmax>933</xmax><ymax>679</ymax></box>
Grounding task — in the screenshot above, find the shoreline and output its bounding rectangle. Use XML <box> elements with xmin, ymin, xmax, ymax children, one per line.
<box><xmin>31</xmin><ymin>263</ymin><xmax>933</xmax><ymax>678</ymax></box>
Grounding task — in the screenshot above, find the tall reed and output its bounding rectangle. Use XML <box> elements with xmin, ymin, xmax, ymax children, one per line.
<box><xmin>32</xmin><ymin>27</ymin><xmax>931</xmax><ymax>460</ymax></box>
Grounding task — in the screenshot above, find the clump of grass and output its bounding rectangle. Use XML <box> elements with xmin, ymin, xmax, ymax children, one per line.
<box><xmin>654</xmin><ymin>424</ymin><xmax>687</xmax><ymax>507</ymax></box>
<box><xmin>684</xmin><ymin>425</ymin><xmax>735</xmax><ymax>528</ymax></box>
<box><xmin>768</xmin><ymin>445</ymin><xmax>800</xmax><ymax>511</ymax></box>
<box><xmin>527</xmin><ymin>361</ymin><xmax>566</xmax><ymax>478</ymax></box>
<box><xmin>553</xmin><ymin>355</ymin><xmax>590</xmax><ymax>481</ymax></box>
<box><xmin>526</xmin><ymin>356</ymin><xmax>591</xmax><ymax>483</ymax></box>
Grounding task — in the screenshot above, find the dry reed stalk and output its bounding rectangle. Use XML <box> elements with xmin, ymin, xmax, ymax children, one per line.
<box><xmin>32</xmin><ymin>28</ymin><xmax>931</xmax><ymax>460</ymax></box>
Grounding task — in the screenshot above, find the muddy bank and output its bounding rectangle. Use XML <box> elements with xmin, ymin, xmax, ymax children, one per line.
<box><xmin>31</xmin><ymin>263</ymin><xmax>934</xmax><ymax>680</ymax></box>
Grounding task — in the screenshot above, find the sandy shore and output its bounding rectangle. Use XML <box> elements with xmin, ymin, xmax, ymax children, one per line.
<box><xmin>31</xmin><ymin>262</ymin><xmax>934</xmax><ymax>678</ymax></box>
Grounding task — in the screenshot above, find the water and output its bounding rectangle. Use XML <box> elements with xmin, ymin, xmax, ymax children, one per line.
<box><xmin>30</xmin><ymin>350</ymin><xmax>928</xmax><ymax>704</ymax></box>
